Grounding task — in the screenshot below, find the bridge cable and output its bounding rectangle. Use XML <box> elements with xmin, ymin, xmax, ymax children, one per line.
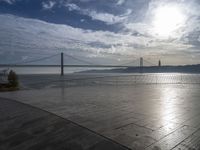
<box><xmin>12</xmin><ymin>53</ymin><xmax>60</xmax><ymax>65</ymax></box>
<box><xmin>64</xmin><ymin>54</ymin><xmax>97</xmax><ymax>65</ymax></box>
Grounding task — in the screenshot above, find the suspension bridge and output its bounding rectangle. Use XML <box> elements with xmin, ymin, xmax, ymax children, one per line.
<box><xmin>1</xmin><ymin>52</ymin><xmax>200</xmax><ymax>85</ymax></box>
<box><xmin>0</xmin><ymin>52</ymin><xmax>159</xmax><ymax>75</ymax></box>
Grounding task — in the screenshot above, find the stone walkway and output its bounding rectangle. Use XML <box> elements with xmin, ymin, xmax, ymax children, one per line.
<box><xmin>0</xmin><ymin>98</ymin><xmax>129</xmax><ymax>150</ymax></box>
<box><xmin>1</xmin><ymin>84</ymin><xmax>200</xmax><ymax>149</ymax></box>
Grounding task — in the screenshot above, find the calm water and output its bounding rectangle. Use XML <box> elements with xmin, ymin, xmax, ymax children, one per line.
<box><xmin>13</xmin><ymin>73</ymin><xmax>200</xmax><ymax>90</ymax></box>
<box><xmin>1</xmin><ymin>66</ymin><xmax>200</xmax><ymax>89</ymax></box>
<box><xmin>0</xmin><ymin>66</ymin><xmax>112</xmax><ymax>74</ymax></box>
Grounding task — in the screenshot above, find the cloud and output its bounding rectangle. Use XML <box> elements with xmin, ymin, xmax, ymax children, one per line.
<box><xmin>0</xmin><ymin>14</ymin><xmax>196</xmax><ymax>65</ymax></box>
<box><xmin>87</xmin><ymin>10</ymin><xmax>126</xmax><ymax>24</ymax></box>
<box><xmin>1</xmin><ymin>0</ymin><xmax>200</xmax><ymax>65</ymax></box>
<box><xmin>116</xmin><ymin>0</ymin><xmax>126</xmax><ymax>5</ymax></box>
<box><xmin>66</xmin><ymin>3</ymin><xmax>80</xmax><ymax>11</ymax></box>
<box><xmin>42</xmin><ymin>1</ymin><xmax>56</xmax><ymax>10</ymax></box>
<box><xmin>123</xmin><ymin>0</ymin><xmax>200</xmax><ymax>41</ymax></box>
<box><xmin>65</xmin><ymin>3</ymin><xmax>130</xmax><ymax>24</ymax></box>
<box><xmin>0</xmin><ymin>0</ymin><xmax>16</xmax><ymax>4</ymax></box>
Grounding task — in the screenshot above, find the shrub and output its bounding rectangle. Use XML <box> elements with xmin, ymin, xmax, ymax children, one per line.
<box><xmin>7</xmin><ymin>70</ymin><xmax>19</xmax><ymax>87</ymax></box>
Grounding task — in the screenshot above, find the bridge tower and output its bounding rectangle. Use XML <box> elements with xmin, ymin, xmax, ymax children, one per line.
<box><xmin>140</xmin><ymin>57</ymin><xmax>143</xmax><ymax>73</ymax></box>
<box><xmin>158</xmin><ymin>60</ymin><xmax>161</xmax><ymax>67</ymax></box>
<box><xmin>140</xmin><ymin>57</ymin><xmax>143</xmax><ymax>67</ymax></box>
<box><xmin>61</xmin><ymin>52</ymin><xmax>64</xmax><ymax>76</ymax></box>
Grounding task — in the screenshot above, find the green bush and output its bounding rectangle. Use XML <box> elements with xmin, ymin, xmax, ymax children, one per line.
<box><xmin>7</xmin><ymin>70</ymin><xmax>19</xmax><ymax>87</ymax></box>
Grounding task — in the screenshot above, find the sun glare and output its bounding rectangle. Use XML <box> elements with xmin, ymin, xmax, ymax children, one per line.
<box><xmin>153</xmin><ymin>5</ymin><xmax>185</xmax><ymax>38</ymax></box>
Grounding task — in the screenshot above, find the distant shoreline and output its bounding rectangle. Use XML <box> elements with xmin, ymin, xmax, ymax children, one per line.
<box><xmin>81</xmin><ymin>64</ymin><xmax>200</xmax><ymax>74</ymax></box>
<box><xmin>1</xmin><ymin>64</ymin><xmax>200</xmax><ymax>75</ymax></box>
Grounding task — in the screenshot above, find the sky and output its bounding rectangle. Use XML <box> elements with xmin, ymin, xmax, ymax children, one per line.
<box><xmin>0</xmin><ymin>0</ymin><xmax>200</xmax><ymax>65</ymax></box>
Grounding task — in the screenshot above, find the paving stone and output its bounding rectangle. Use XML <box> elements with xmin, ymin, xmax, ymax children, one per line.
<box><xmin>1</xmin><ymin>76</ymin><xmax>200</xmax><ymax>149</ymax></box>
<box><xmin>0</xmin><ymin>98</ymin><xmax>128</xmax><ymax>150</ymax></box>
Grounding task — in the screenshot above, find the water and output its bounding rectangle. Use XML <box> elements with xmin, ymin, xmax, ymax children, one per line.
<box><xmin>62</xmin><ymin>73</ymin><xmax>200</xmax><ymax>86</ymax></box>
<box><xmin>0</xmin><ymin>66</ymin><xmax>112</xmax><ymax>74</ymax></box>
<box><xmin>13</xmin><ymin>73</ymin><xmax>200</xmax><ymax>90</ymax></box>
<box><xmin>1</xmin><ymin>66</ymin><xmax>200</xmax><ymax>88</ymax></box>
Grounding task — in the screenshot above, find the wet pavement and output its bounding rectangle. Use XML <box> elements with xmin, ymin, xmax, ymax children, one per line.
<box><xmin>1</xmin><ymin>74</ymin><xmax>200</xmax><ymax>149</ymax></box>
<box><xmin>0</xmin><ymin>98</ymin><xmax>129</xmax><ymax>150</ymax></box>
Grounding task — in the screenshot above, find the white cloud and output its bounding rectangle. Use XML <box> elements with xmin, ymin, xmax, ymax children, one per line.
<box><xmin>116</xmin><ymin>0</ymin><xmax>125</xmax><ymax>5</ymax></box>
<box><xmin>88</xmin><ymin>10</ymin><xmax>126</xmax><ymax>24</ymax></box>
<box><xmin>65</xmin><ymin>3</ymin><xmax>80</xmax><ymax>11</ymax></box>
<box><xmin>0</xmin><ymin>14</ymin><xmax>197</xmax><ymax>65</ymax></box>
<box><xmin>65</xmin><ymin>3</ymin><xmax>129</xmax><ymax>24</ymax></box>
<box><xmin>0</xmin><ymin>0</ymin><xmax>16</xmax><ymax>4</ymax></box>
<box><xmin>42</xmin><ymin>1</ymin><xmax>56</xmax><ymax>10</ymax></box>
<box><xmin>80</xmin><ymin>19</ymin><xmax>85</xmax><ymax>22</ymax></box>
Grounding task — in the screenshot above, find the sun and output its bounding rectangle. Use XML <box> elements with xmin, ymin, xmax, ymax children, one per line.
<box><xmin>153</xmin><ymin>5</ymin><xmax>185</xmax><ymax>38</ymax></box>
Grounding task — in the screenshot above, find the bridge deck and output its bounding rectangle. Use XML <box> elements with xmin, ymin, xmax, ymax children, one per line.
<box><xmin>0</xmin><ymin>64</ymin><xmax>134</xmax><ymax>68</ymax></box>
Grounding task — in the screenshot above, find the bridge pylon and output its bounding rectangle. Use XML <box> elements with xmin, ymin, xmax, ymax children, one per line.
<box><xmin>140</xmin><ymin>57</ymin><xmax>143</xmax><ymax>67</ymax></box>
<box><xmin>61</xmin><ymin>52</ymin><xmax>64</xmax><ymax>76</ymax></box>
<box><xmin>140</xmin><ymin>57</ymin><xmax>143</xmax><ymax>73</ymax></box>
<box><xmin>158</xmin><ymin>60</ymin><xmax>161</xmax><ymax>67</ymax></box>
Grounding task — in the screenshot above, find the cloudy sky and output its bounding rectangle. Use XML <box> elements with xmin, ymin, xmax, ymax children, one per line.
<box><xmin>0</xmin><ymin>0</ymin><xmax>200</xmax><ymax>65</ymax></box>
